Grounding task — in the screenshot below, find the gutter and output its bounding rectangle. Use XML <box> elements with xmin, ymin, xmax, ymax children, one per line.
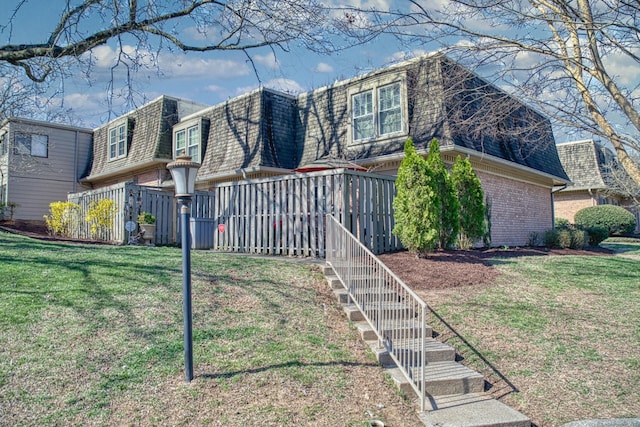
<box><xmin>81</xmin><ymin>158</ymin><xmax>170</xmax><ymax>183</ymax></box>
<box><xmin>356</xmin><ymin>144</ymin><xmax>571</xmax><ymax>186</ymax></box>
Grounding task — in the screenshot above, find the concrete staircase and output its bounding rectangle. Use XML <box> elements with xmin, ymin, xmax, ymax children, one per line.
<box><xmin>324</xmin><ymin>265</ymin><xmax>531</xmax><ymax>427</ymax></box>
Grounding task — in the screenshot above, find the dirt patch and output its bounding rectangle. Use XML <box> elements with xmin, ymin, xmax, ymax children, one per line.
<box><xmin>378</xmin><ymin>246</ymin><xmax>613</xmax><ymax>291</ymax></box>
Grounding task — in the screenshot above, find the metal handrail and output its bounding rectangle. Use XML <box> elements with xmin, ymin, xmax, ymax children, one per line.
<box><xmin>325</xmin><ymin>214</ymin><xmax>428</xmax><ymax>411</ymax></box>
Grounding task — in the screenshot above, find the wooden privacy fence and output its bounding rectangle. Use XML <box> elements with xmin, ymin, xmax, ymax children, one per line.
<box><xmin>194</xmin><ymin>169</ymin><xmax>400</xmax><ymax>257</ymax></box>
<box><xmin>67</xmin><ymin>169</ymin><xmax>401</xmax><ymax>256</ymax></box>
<box><xmin>68</xmin><ymin>182</ymin><xmax>174</xmax><ymax>244</ymax></box>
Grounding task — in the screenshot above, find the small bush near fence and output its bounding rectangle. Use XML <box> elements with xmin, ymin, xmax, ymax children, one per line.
<box><xmin>45</xmin><ymin>199</ymin><xmax>117</xmax><ymax>241</ymax></box>
<box><xmin>44</xmin><ymin>201</ymin><xmax>81</xmax><ymax>237</ymax></box>
<box><xmin>86</xmin><ymin>199</ymin><xmax>117</xmax><ymax>241</ymax></box>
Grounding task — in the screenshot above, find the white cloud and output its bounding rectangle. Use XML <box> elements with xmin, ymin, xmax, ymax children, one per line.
<box><xmin>264</xmin><ymin>78</ymin><xmax>305</xmax><ymax>94</ymax></box>
<box><xmin>254</xmin><ymin>53</ymin><xmax>279</xmax><ymax>70</ymax></box>
<box><xmin>313</xmin><ymin>62</ymin><xmax>334</xmax><ymax>73</ymax></box>
<box><xmin>86</xmin><ymin>44</ymin><xmax>250</xmax><ymax>80</ymax></box>
<box><xmin>236</xmin><ymin>78</ymin><xmax>305</xmax><ymax>96</ymax></box>
<box><xmin>385</xmin><ymin>49</ymin><xmax>429</xmax><ymax>64</ymax></box>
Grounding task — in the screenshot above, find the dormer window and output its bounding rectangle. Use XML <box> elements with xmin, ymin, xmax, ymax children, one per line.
<box><xmin>351</xmin><ymin>80</ymin><xmax>405</xmax><ymax>143</ymax></box>
<box><xmin>108</xmin><ymin>122</ymin><xmax>127</xmax><ymax>160</ymax></box>
<box><xmin>174</xmin><ymin>123</ymin><xmax>201</xmax><ymax>163</ymax></box>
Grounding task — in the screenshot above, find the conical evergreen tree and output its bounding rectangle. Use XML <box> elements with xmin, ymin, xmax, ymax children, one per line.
<box><xmin>426</xmin><ymin>139</ymin><xmax>459</xmax><ymax>249</ymax></box>
<box><xmin>452</xmin><ymin>155</ymin><xmax>485</xmax><ymax>249</ymax></box>
<box><xmin>393</xmin><ymin>138</ymin><xmax>439</xmax><ymax>256</ymax></box>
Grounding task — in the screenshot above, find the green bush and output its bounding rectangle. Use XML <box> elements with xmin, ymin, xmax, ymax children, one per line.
<box><xmin>452</xmin><ymin>155</ymin><xmax>485</xmax><ymax>249</ymax></box>
<box><xmin>426</xmin><ymin>139</ymin><xmax>459</xmax><ymax>250</ymax></box>
<box><xmin>574</xmin><ymin>205</ymin><xmax>636</xmax><ymax>235</ymax></box>
<box><xmin>570</xmin><ymin>229</ymin><xmax>588</xmax><ymax>249</ymax></box>
<box><xmin>585</xmin><ymin>226</ymin><xmax>609</xmax><ymax>246</ymax></box>
<box><xmin>558</xmin><ymin>229</ymin><xmax>572</xmax><ymax>248</ymax></box>
<box><xmin>542</xmin><ymin>229</ymin><xmax>560</xmax><ymax>248</ymax></box>
<box><xmin>555</xmin><ymin>218</ymin><xmax>570</xmax><ymax>229</ymax></box>
<box><xmin>527</xmin><ymin>231</ymin><xmax>540</xmax><ymax>247</ymax></box>
<box><xmin>393</xmin><ymin>138</ymin><xmax>439</xmax><ymax>255</ymax></box>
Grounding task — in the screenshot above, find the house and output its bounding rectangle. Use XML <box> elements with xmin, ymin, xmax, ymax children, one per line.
<box><xmin>83</xmin><ymin>96</ymin><xmax>209</xmax><ymax>188</ymax></box>
<box><xmin>554</xmin><ymin>139</ymin><xmax>640</xmax><ymax>227</ymax></box>
<box><xmin>0</xmin><ymin>117</ymin><xmax>93</xmax><ymax>221</ymax></box>
<box><xmin>80</xmin><ymin>53</ymin><xmax>570</xmax><ymax>247</ymax></box>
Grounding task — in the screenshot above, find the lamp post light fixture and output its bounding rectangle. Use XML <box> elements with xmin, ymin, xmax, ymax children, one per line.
<box><xmin>167</xmin><ymin>154</ymin><xmax>201</xmax><ymax>382</ymax></box>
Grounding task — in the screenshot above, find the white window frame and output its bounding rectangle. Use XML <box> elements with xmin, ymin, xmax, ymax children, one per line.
<box><xmin>14</xmin><ymin>133</ymin><xmax>49</xmax><ymax>158</ymax></box>
<box><xmin>174</xmin><ymin>121</ymin><xmax>201</xmax><ymax>163</ymax></box>
<box><xmin>349</xmin><ymin>76</ymin><xmax>406</xmax><ymax>145</ymax></box>
<box><xmin>352</xmin><ymin>90</ymin><xmax>374</xmax><ymax>141</ymax></box>
<box><xmin>108</xmin><ymin>122</ymin><xmax>127</xmax><ymax>161</ymax></box>
<box><xmin>378</xmin><ymin>82</ymin><xmax>403</xmax><ymax>136</ymax></box>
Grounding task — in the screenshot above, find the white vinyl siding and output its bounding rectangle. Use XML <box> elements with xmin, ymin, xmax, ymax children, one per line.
<box><xmin>108</xmin><ymin>123</ymin><xmax>127</xmax><ymax>160</ymax></box>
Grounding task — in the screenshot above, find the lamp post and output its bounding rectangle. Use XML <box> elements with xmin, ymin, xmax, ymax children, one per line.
<box><xmin>167</xmin><ymin>154</ymin><xmax>201</xmax><ymax>382</ymax></box>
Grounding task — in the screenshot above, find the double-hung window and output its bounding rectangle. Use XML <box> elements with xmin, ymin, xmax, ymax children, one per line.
<box><xmin>14</xmin><ymin>133</ymin><xmax>48</xmax><ymax>157</ymax></box>
<box><xmin>351</xmin><ymin>81</ymin><xmax>403</xmax><ymax>143</ymax></box>
<box><xmin>352</xmin><ymin>90</ymin><xmax>374</xmax><ymax>141</ymax></box>
<box><xmin>378</xmin><ymin>83</ymin><xmax>402</xmax><ymax>136</ymax></box>
<box><xmin>108</xmin><ymin>123</ymin><xmax>127</xmax><ymax>160</ymax></box>
<box><xmin>174</xmin><ymin>124</ymin><xmax>200</xmax><ymax>162</ymax></box>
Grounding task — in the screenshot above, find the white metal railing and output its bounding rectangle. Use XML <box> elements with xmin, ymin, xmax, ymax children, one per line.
<box><xmin>326</xmin><ymin>214</ymin><xmax>428</xmax><ymax>411</ymax></box>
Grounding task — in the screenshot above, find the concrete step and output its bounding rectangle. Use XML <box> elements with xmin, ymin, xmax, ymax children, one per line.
<box><xmin>334</xmin><ymin>288</ymin><xmax>351</xmax><ymax>304</ymax></box>
<box><xmin>410</xmin><ymin>362</ymin><xmax>485</xmax><ymax>397</ymax></box>
<box><xmin>365</xmin><ymin>337</ymin><xmax>455</xmax><ymax>366</ymax></box>
<box><xmin>419</xmin><ymin>393</ymin><xmax>531</xmax><ymax>427</ymax></box>
<box><xmin>360</xmin><ymin>301</ymin><xmax>419</xmax><ymax>317</ymax></box>
<box><xmin>343</xmin><ymin>304</ymin><xmax>365</xmax><ymax>321</ymax></box>
<box><xmin>348</xmin><ymin>288</ymin><xmax>400</xmax><ymax>303</ymax></box>
<box><xmin>326</xmin><ymin>275</ymin><xmax>344</xmax><ymax>290</ymax></box>
<box><xmin>387</xmin><ymin>362</ymin><xmax>484</xmax><ymax>398</ymax></box>
<box><xmin>356</xmin><ymin>320</ymin><xmax>433</xmax><ymax>341</ymax></box>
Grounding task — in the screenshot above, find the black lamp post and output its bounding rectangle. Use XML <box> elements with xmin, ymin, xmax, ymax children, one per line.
<box><xmin>167</xmin><ymin>154</ymin><xmax>201</xmax><ymax>382</ymax></box>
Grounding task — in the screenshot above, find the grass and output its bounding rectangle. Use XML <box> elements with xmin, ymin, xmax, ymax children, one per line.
<box><xmin>428</xmin><ymin>240</ymin><xmax>640</xmax><ymax>426</ymax></box>
<box><xmin>0</xmin><ymin>231</ymin><xmax>418</xmax><ymax>426</ymax></box>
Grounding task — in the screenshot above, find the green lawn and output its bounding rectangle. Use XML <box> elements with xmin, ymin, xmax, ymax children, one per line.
<box><xmin>427</xmin><ymin>240</ymin><xmax>640</xmax><ymax>426</ymax></box>
<box><xmin>2</xmin><ymin>230</ymin><xmax>639</xmax><ymax>427</ymax></box>
<box><xmin>0</xmin><ymin>231</ymin><xmax>418</xmax><ymax>426</ymax></box>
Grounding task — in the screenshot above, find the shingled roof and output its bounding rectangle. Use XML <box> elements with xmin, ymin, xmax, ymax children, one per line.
<box><xmin>85</xmin><ymin>96</ymin><xmax>208</xmax><ymax>181</ymax></box>
<box><xmin>556</xmin><ymin>140</ymin><xmax>616</xmax><ymax>191</ymax></box>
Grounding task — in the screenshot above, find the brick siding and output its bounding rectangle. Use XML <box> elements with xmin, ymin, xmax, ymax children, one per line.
<box><xmin>478</xmin><ymin>171</ymin><xmax>553</xmax><ymax>246</ymax></box>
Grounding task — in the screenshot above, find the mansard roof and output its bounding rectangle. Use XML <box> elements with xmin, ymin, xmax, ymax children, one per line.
<box><xmin>556</xmin><ymin>139</ymin><xmax>620</xmax><ymax>191</ymax></box>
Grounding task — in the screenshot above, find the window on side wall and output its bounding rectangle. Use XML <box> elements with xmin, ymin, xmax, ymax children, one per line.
<box><xmin>174</xmin><ymin>123</ymin><xmax>200</xmax><ymax>163</ymax></box>
<box><xmin>108</xmin><ymin>122</ymin><xmax>127</xmax><ymax>161</ymax></box>
<box><xmin>14</xmin><ymin>133</ymin><xmax>49</xmax><ymax>158</ymax></box>
<box><xmin>351</xmin><ymin>80</ymin><xmax>404</xmax><ymax>143</ymax></box>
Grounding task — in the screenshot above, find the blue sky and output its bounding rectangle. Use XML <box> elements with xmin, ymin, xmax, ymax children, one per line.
<box><xmin>1</xmin><ymin>0</ymin><xmax>426</xmax><ymax>128</ymax></box>
<box><xmin>2</xmin><ymin>0</ymin><xmax>637</xmax><ymax>147</ymax></box>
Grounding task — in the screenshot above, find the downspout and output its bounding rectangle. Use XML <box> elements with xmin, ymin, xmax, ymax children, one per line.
<box><xmin>551</xmin><ymin>184</ymin><xmax>568</xmax><ymax>229</ymax></box>
<box><xmin>73</xmin><ymin>130</ymin><xmax>79</xmax><ymax>193</ymax></box>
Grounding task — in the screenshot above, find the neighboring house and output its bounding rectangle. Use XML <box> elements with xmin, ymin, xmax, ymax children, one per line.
<box><xmin>76</xmin><ymin>53</ymin><xmax>571</xmax><ymax>246</ymax></box>
<box><xmin>554</xmin><ymin>139</ymin><xmax>640</xmax><ymax>227</ymax></box>
<box><xmin>0</xmin><ymin>117</ymin><xmax>93</xmax><ymax>221</ymax></box>
<box><xmin>83</xmin><ymin>96</ymin><xmax>209</xmax><ymax>188</ymax></box>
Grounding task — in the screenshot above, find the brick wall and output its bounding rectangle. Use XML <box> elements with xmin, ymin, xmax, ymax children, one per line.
<box><xmin>554</xmin><ymin>191</ymin><xmax>596</xmax><ymax>223</ymax></box>
<box><xmin>477</xmin><ymin>171</ymin><xmax>553</xmax><ymax>247</ymax></box>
